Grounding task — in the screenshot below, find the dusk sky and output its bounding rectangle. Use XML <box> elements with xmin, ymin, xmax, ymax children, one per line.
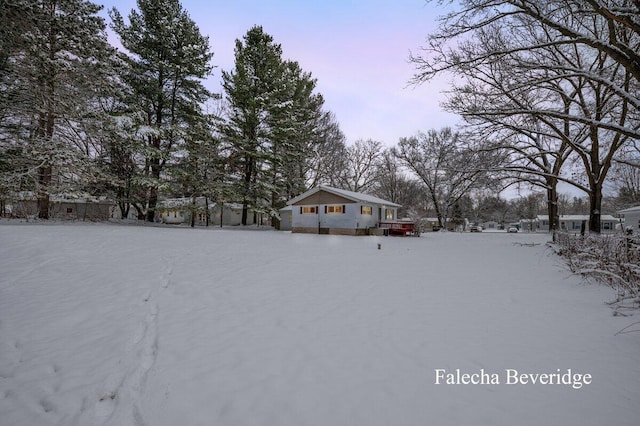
<box><xmin>100</xmin><ymin>0</ymin><xmax>461</xmax><ymax>147</ymax></box>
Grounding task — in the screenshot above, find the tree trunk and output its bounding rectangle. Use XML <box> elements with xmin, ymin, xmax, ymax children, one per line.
<box><xmin>241</xmin><ymin>154</ymin><xmax>253</xmax><ymax>226</ymax></box>
<box><xmin>241</xmin><ymin>201</ymin><xmax>248</xmax><ymax>226</ymax></box>
<box><xmin>37</xmin><ymin>165</ymin><xmax>52</xmax><ymax>219</ymax></box>
<box><xmin>546</xmin><ymin>179</ymin><xmax>559</xmax><ymax>241</ymax></box>
<box><xmin>119</xmin><ymin>202</ymin><xmax>130</xmax><ymax>220</ymax></box>
<box><xmin>589</xmin><ymin>187</ymin><xmax>602</xmax><ymax>234</ymax></box>
<box><xmin>146</xmin><ymin>154</ymin><xmax>161</xmax><ymax>222</ymax></box>
<box><xmin>205</xmin><ymin>197</ymin><xmax>210</xmax><ymax>227</ymax></box>
<box><xmin>146</xmin><ymin>186</ymin><xmax>158</xmax><ymax>222</ymax></box>
<box><xmin>190</xmin><ymin>197</ymin><xmax>196</xmax><ymax>228</ymax></box>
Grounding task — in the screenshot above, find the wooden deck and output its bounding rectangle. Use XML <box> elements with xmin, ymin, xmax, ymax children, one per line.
<box><xmin>378</xmin><ymin>221</ymin><xmax>418</xmax><ymax>236</ymax></box>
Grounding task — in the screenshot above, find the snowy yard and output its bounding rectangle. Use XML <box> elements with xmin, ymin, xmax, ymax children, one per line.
<box><xmin>1</xmin><ymin>223</ymin><xmax>639</xmax><ymax>426</ymax></box>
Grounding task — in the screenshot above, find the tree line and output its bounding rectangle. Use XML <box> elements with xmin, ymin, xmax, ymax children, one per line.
<box><xmin>1</xmin><ymin>0</ymin><xmax>639</xmax><ymax>234</ymax></box>
<box><xmin>0</xmin><ymin>0</ymin><xmax>349</xmax><ymax>225</ymax></box>
<box><xmin>409</xmin><ymin>0</ymin><xmax>640</xmax><ymax>233</ymax></box>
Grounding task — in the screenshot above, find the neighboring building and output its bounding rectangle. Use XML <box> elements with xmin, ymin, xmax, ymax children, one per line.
<box><xmin>287</xmin><ymin>185</ymin><xmax>400</xmax><ymax>235</ymax></box>
<box><xmin>277</xmin><ymin>205</ymin><xmax>292</xmax><ymax>231</ymax></box>
<box><xmin>7</xmin><ymin>193</ymin><xmax>114</xmax><ymax>220</ymax></box>
<box><xmin>157</xmin><ymin>198</ymin><xmax>190</xmax><ymax>224</ymax></box>
<box><xmin>519</xmin><ymin>218</ymin><xmax>537</xmax><ymax>233</ymax></box>
<box><xmin>210</xmin><ymin>203</ymin><xmax>245</xmax><ymax>226</ymax></box>
<box><xmin>534</xmin><ymin>214</ymin><xmax>618</xmax><ymax>233</ymax></box>
<box><xmin>481</xmin><ymin>221</ymin><xmax>500</xmax><ymax>231</ymax></box>
<box><xmin>157</xmin><ymin>198</ymin><xmax>260</xmax><ymax>226</ymax></box>
<box><xmin>617</xmin><ymin>206</ymin><xmax>640</xmax><ymax>233</ymax></box>
<box><xmin>157</xmin><ymin>197</ymin><xmax>213</xmax><ymax>225</ymax></box>
<box><xmin>424</xmin><ymin>217</ymin><xmax>469</xmax><ymax>232</ymax></box>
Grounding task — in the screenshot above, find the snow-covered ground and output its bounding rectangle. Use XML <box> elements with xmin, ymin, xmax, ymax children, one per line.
<box><xmin>1</xmin><ymin>223</ymin><xmax>638</xmax><ymax>426</ymax></box>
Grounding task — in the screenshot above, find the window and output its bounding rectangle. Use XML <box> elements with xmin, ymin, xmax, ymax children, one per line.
<box><xmin>602</xmin><ymin>222</ymin><xmax>611</xmax><ymax>230</ymax></box>
<box><xmin>325</xmin><ymin>205</ymin><xmax>344</xmax><ymax>214</ymax></box>
<box><xmin>361</xmin><ymin>206</ymin><xmax>372</xmax><ymax>215</ymax></box>
<box><xmin>385</xmin><ymin>209</ymin><xmax>394</xmax><ymax>220</ymax></box>
<box><xmin>66</xmin><ymin>208</ymin><xmax>73</xmax><ymax>214</ymax></box>
<box><xmin>572</xmin><ymin>221</ymin><xmax>582</xmax><ymax>230</ymax></box>
<box><xmin>300</xmin><ymin>206</ymin><xmax>317</xmax><ymax>214</ymax></box>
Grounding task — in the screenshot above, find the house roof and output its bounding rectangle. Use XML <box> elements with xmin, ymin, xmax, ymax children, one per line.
<box><xmin>287</xmin><ymin>185</ymin><xmax>401</xmax><ymax>207</ymax></box>
<box><xmin>157</xmin><ymin>198</ymin><xmax>244</xmax><ymax>210</ymax></box>
<box><xmin>617</xmin><ymin>205</ymin><xmax>640</xmax><ymax>213</ymax></box>
<box><xmin>12</xmin><ymin>191</ymin><xmax>114</xmax><ymax>204</ymax></box>
<box><xmin>536</xmin><ymin>214</ymin><xmax>618</xmax><ymax>221</ymax></box>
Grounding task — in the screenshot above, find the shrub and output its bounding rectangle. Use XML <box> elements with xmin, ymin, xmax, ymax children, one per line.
<box><xmin>553</xmin><ymin>232</ymin><xmax>640</xmax><ymax>315</ymax></box>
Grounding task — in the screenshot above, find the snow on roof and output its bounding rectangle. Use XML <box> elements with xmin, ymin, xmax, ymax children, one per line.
<box><xmin>617</xmin><ymin>205</ymin><xmax>640</xmax><ymax>213</ymax></box>
<box><xmin>536</xmin><ymin>214</ymin><xmax>618</xmax><ymax>221</ymax></box>
<box><xmin>287</xmin><ymin>185</ymin><xmax>401</xmax><ymax>207</ymax></box>
<box><xmin>157</xmin><ymin>197</ymin><xmax>193</xmax><ymax>208</ymax></box>
<box><xmin>157</xmin><ymin>199</ymin><xmax>246</xmax><ymax>210</ymax></box>
<box><xmin>11</xmin><ymin>191</ymin><xmax>114</xmax><ymax>204</ymax></box>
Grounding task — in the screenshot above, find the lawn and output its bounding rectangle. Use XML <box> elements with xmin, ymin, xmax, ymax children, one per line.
<box><xmin>1</xmin><ymin>223</ymin><xmax>638</xmax><ymax>425</ymax></box>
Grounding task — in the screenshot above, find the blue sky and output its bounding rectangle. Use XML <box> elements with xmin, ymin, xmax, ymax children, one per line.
<box><xmin>100</xmin><ymin>0</ymin><xmax>460</xmax><ymax>147</ymax></box>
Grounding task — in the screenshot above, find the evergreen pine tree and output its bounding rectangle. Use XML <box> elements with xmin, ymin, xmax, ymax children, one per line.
<box><xmin>220</xmin><ymin>26</ymin><xmax>284</xmax><ymax>225</ymax></box>
<box><xmin>109</xmin><ymin>0</ymin><xmax>213</xmax><ymax>222</ymax></box>
<box><xmin>0</xmin><ymin>0</ymin><xmax>115</xmax><ymax>218</ymax></box>
<box><xmin>220</xmin><ymin>26</ymin><xmax>329</xmax><ymax>225</ymax></box>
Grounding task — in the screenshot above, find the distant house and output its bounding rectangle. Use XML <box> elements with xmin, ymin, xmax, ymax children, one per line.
<box><xmin>277</xmin><ymin>205</ymin><xmax>292</xmax><ymax>231</ymax></box>
<box><xmin>287</xmin><ymin>185</ymin><xmax>400</xmax><ymax>235</ymax></box>
<box><xmin>157</xmin><ymin>198</ymin><xmax>190</xmax><ymax>224</ymax></box>
<box><xmin>211</xmin><ymin>203</ymin><xmax>253</xmax><ymax>226</ymax></box>
<box><xmin>157</xmin><ymin>197</ymin><xmax>216</xmax><ymax>225</ymax></box>
<box><xmin>617</xmin><ymin>206</ymin><xmax>640</xmax><ymax>233</ymax></box>
<box><xmin>157</xmin><ymin>198</ymin><xmax>260</xmax><ymax>226</ymax></box>
<box><xmin>8</xmin><ymin>193</ymin><xmax>114</xmax><ymax>220</ymax></box>
<box><xmin>481</xmin><ymin>221</ymin><xmax>500</xmax><ymax>231</ymax></box>
<box><xmin>534</xmin><ymin>214</ymin><xmax>618</xmax><ymax>233</ymax></box>
<box><xmin>519</xmin><ymin>218</ymin><xmax>537</xmax><ymax>233</ymax></box>
<box><xmin>424</xmin><ymin>217</ymin><xmax>469</xmax><ymax>232</ymax></box>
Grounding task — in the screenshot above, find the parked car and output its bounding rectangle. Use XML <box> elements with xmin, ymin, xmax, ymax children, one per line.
<box><xmin>507</xmin><ymin>226</ymin><xmax>518</xmax><ymax>233</ymax></box>
<box><xmin>470</xmin><ymin>225</ymin><xmax>483</xmax><ymax>232</ymax></box>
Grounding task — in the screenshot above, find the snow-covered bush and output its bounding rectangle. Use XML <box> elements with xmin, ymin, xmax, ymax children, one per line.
<box><xmin>554</xmin><ymin>232</ymin><xmax>640</xmax><ymax>315</ymax></box>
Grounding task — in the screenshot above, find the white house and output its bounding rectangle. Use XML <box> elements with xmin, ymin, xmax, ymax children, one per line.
<box><xmin>287</xmin><ymin>185</ymin><xmax>400</xmax><ymax>235</ymax></box>
<box><xmin>617</xmin><ymin>206</ymin><xmax>640</xmax><ymax>233</ymax></box>
<box><xmin>424</xmin><ymin>217</ymin><xmax>469</xmax><ymax>232</ymax></box>
<box><xmin>157</xmin><ymin>198</ymin><xmax>258</xmax><ymax>226</ymax></box>
<box><xmin>481</xmin><ymin>220</ymin><xmax>500</xmax><ymax>231</ymax></box>
<box><xmin>7</xmin><ymin>192</ymin><xmax>114</xmax><ymax>221</ymax></box>
<box><xmin>210</xmin><ymin>203</ymin><xmax>245</xmax><ymax>226</ymax></box>
<box><xmin>157</xmin><ymin>198</ymin><xmax>190</xmax><ymax>224</ymax></box>
<box><xmin>534</xmin><ymin>214</ymin><xmax>618</xmax><ymax>233</ymax></box>
<box><xmin>277</xmin><ymin>205</ymin><xmax>292</xmax><ymax>231</ymax></box>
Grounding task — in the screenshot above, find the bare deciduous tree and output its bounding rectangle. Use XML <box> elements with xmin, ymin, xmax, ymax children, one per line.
<box><xmin>339</xmin><ymin>139</ymin><xmax>383</xmax><ymax>193</ymax></box>
<box><xmin>412</xmin><ymin>0</ymin><xmax>640</xmax><ymax>232</ymax></box>
<box><xmin>393</xmin><ymin>128</ymin><xmax>490</xmax><ymax>229</ymax></box>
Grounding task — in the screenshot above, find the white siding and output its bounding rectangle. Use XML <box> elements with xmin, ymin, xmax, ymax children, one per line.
<box><xmin>318</xmin><ymin>204</ymin><xmax>356</xmax><ymax>229</ymax></box>
<box><xmin>622</xmin><ymin>210</ymin><xmax>640</xmax><ymax>232</ymax></box>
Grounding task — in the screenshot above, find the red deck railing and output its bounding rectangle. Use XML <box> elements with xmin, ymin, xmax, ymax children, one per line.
<box><xmin>378</xmin><ymin>221</ymin><xmax>417</xmax><ymax>236</ymax></box>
